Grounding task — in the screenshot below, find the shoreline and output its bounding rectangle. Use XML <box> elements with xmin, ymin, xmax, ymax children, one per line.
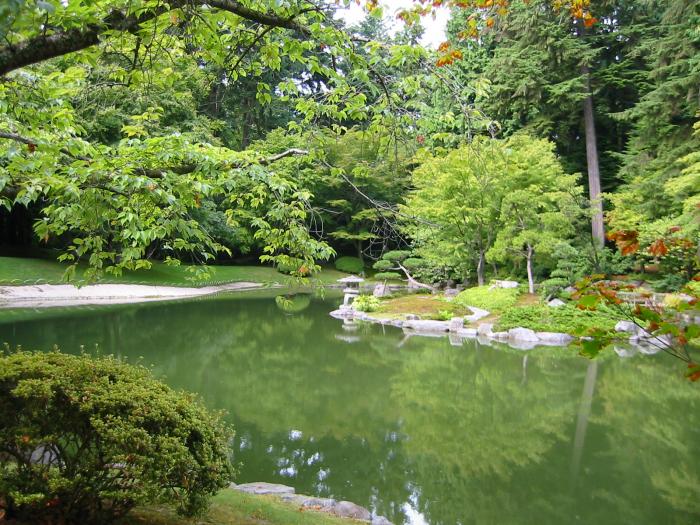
<box><xmin>0</xmin><ymin>282</ymin><xmax>271</xmax><ymax>308</ymax></box>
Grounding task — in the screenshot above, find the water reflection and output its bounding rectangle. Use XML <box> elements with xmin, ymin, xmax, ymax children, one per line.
<box><xmin>0</xmin><ymin>292</ymin><xmax>698</xmax><ymax>525</ymax></box>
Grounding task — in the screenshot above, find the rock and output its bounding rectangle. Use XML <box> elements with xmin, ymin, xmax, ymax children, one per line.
<box><xmin>233</xmin><ymin>482</ymin><xmax>295</xmax><ymax>495</ymax></box>
<box><xmin>403</xmin><ymin>320</ymin><xmax>451</xmax><ymax>332</ymax></box>
<box><xmin>372</xmin><ymin>516</ymin><xmax>394</xmax><ymax>525</ymax></box>
<box><xmin>405</xmin><ymin>314</ymin><xmax>421</xmax><ymax>320</ymax></box>
<box><xmin>508</xmin><ymin>327</ymin><xmax>539</xmax><ymax>342</ymax></box>
<box><xmin>457</xmin><ymin>328</ymin><xmax>478</xmax><ymax>337</ymax></box>
<box><xmin>477</xmin><ymin>323</ymin><xmax>494</xmax><ymax>336</ymax></box>
<box><xmin>373</xmin><ymin>283</ymin><xmax>391</xmax><ymax>298</ymax></box>
<box><xmin>564</xmin><ymin>286</ymin><xmax>577</xmax><ymax>294</ymax></box>
<box><xmin>491</xmin><ymin>280</ymin><xmax>520</xmax><ymax>289</ymax></box>
<box><xmin>334</xmin><ymin>501</ymin><xmax>372</xmax><ymax>521</ymax></box>
<box><xmin>465</xmin><ymin>306</ymin><xmax>490</xmax><ymax>322</ymax></box>
<box><xmin>615</xmin><ymin>320</ymin><xmax>638</xmax><ymax>334</ymax></box>
<box><xmin>444</xmin><ymin>288</ymin><xmax>459</xmax><ymax>298</ymax></box>
<box><xmin>536</xmin><ymin>332</ymin><xmax>574</xmax><ymax>345</ymax></box>
<box><xmin>491</xmin><ymin>331</ymin><xmax>510</xmax><ymax>340</ymax></box>
<box><xmin>449</xmin><ymin>317</ymin><xmax>464</xmax><ymax>332</ymax></box>
<box><xmin>547</xmin><ymin>298</ymin><xmax>566</xmax><ymax>308</ymax></box>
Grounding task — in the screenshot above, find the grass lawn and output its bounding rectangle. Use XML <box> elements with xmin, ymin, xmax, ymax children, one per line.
<box><xmin>121</xmin><ymin>490</ymin><xmax>363</xmax><ymax>525</ymax></box>
<box><xmin>0</xmin><ymin>256</ymin><xmax>348</xmax><ymax>287</ymax></box>
<box><xmin>372</xmin><ymin>293</ymin><xmax>472</xmax><ymax>320</ymax></box>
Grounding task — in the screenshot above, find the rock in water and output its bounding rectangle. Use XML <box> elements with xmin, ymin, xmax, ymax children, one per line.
<box><xmin>232</xmin><ymin>482</ymin><xmax>295</xmax><ymax>495</ymax></box>
<box><xmin>508</xmin><ymin>327</ymin><xmax>539</xmax><ymax>342</ymax></box>
<box><xmin>334</xmin><ymin>501</ymin><xmax>371</xmax><ymax>520</ymax></box>
<box><xmin>449</xmin><ymin>317</ymin><xmax>464</xmax><ymax>332</ymax></box>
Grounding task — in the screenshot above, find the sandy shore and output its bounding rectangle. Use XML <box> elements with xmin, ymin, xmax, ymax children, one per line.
<box><xmin>0</xmin><ymin>282</ymin><xmax>267</xmax><ymax>308</ymax></box>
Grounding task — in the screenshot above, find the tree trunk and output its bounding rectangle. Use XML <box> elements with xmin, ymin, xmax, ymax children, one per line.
<box><xmin>476</xmin><ymin>250</ymin><xmax>485</xmax><ymax>286</ymax></box>
<box><xmin>526</xmin><ymin>244</ymin><xmax>535</xmax><ymax>294</ymax></box>
<box><xmin>356</xmin><ymin>240</ymin><xmax>365</xmax><ymax>276</ymax></box>
<box><xmin>581</xmin><ymin>64</ymin><xmax>605</xmax><ymax>246</ymax></box>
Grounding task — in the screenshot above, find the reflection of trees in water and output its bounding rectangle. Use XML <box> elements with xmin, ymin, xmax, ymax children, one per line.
<box><xmin>585</xmin><ymin>357</ymin><xmax>700</xmax><ymax>524</ymax></box>
<box><xmin>3</xmin><ymin>298</ymin><xmax>700</xmax><ymax>525</ymax></box>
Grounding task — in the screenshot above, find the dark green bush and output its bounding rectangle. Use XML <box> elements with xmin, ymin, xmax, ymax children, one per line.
<box><xmin>0</xmin><ymin>350</ymin><xmax>234</xmax><ymax>525</ymax></box>
<box><xmin>334</xmin><ymin>256</ymin><xmax>364</xmax><ymax>274</ymax></box>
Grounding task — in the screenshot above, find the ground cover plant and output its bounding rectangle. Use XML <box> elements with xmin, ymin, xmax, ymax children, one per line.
<box><xmin>494</xmin><ymin>304</ymin><xmax>619</xmax><ymax>335</ymax></box>
<box><xmin>454</xmin><ymin>286</ymin><xmax>522</xmax><ymax>314</ymax></box>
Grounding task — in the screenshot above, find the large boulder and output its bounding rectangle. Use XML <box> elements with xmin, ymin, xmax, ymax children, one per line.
<box><xmin>449</xmin><ymin>317</ymin><xmax>464</xmax><ymax>332</ymax></box>
<box><xmin>334</xmin><ymin>501</ymin><xmax>371</xmax><ymax>520</ymax></box>
<box><xmin>536</xmin><ymin>332</ymin><xmax>574</xmax><ymax>345</ymax></box>
<box><xmin>403</xmin><ymin>320</ymin><xmax>451</xmax><ymax>332</ymax></box>
<box><xmin>491</xmin><ymin>280</ymin><xmax>520</xmax><ymax>289</ymax></box>
<box><xmin>232</xmin><ymin>482</ymin><xmax>295</xmax><ymax>495</ymax></box>
<box><xmin>547</xmin><ymin>298</ymin><xmax>566</xmax><ymax>308</ymax></box>
<box><xmin>508</xmin><ymin>327</ymin><xmax>539</xmax><ymax>342</ymax></box>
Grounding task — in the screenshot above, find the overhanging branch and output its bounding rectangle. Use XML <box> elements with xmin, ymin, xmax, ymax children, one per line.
<box><xmin>0</xmin><ymin>0</ymin><xmax>310</xmax><ymax>76</ymax></box>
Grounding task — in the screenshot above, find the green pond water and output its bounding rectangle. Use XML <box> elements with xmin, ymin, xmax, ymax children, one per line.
<box><xmin>1</xmin><ymin>290</ymin><xmax>699</xmax><ymax>525</ymax></box>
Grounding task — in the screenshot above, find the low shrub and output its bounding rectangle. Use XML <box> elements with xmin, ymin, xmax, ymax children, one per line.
<box><xmin>0</xmin><ymin>350</ymin><xmax>234</xmax><ymax>525</ymax></box>
<box><xmin>353</xmin><ymin>294</ymin><xmax>381</xmax><ymax>312</ymax></box>
<box><xmin>334</xmin><ymin>256</ymin><xmax>364</xmax><ymax>274</ymax></box>
<box><xmin>454</xmin><ymin>285</ymin><xmax>521</xmax><ymax>313</ymax></box>
<box><xmin>495</xmin><ymin>304</ymin><xmax>619</xmax><ymax>335</ymax></box>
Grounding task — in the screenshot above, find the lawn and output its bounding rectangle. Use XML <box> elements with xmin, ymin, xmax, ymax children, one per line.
<box><xmin>0</xmin><ymin>256</ymin><xmax>348</xmax><ymax>287</ymax></box>
<box><xmin>120</xmin><ymin>490</ymin><xmax>363</xmax><ymax>525</ymax></box>
<box><xmin>372</xmin><ymin>293</ymin><xmax>472</xmax><ymax>320</ymax></box>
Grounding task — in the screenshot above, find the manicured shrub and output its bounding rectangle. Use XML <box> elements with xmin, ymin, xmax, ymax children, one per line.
<box><xmin>334</xmin><ymin>256</ymin><xmax>364</xmax><ymax>274</ymax></box>
<box><xmin>372</xmin><ymin>259</ymin><xmax>394</xmax><ymax>271</ymax></box>
<box><xmin>454</xmin><ymin>285</ymin><xmax>521</xmax><ymax>313</ymax></box>
<box><xmin>373</xmin><ymin>271</ymin><xmax>403</xmax><ymax>281</ymax></box>
<box><xmin>495</xmin><ymin>305</ymin><xmax>619</xmax><ymax>335</ymax></box>
<box><xmin>353</xmin><ymin>294</ymin><xmax>381</xmax><ymax>312</ymax></box>
<box><xmin>382</xmin><ymin>250</ymin><xmax>411</xmax><ymax>263</ymax></box>
<box><xmin>0</xmin><ymin>350</ymin><xmax>234</xmax><ymax>525</ymax></box>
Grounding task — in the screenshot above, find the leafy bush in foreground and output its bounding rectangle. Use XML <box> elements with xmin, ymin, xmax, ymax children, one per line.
<box><xmin>0</xmin><ymin>350</ymin><xmax>234</xmax><ymax>525</ymax></box>
<box><xmin>495</xmin><ymin>305</ymin><xmax>619</xmax><ymax>335</ymax></box>
<box><xmin>454</xmin><ymin>285</ymin><xmax>521</xmax><ymax>313</ymax></box>
<box><xmin>334</xmin><ymin>256</ymin><xmax>364</xmax><ymax>274</ymax></box>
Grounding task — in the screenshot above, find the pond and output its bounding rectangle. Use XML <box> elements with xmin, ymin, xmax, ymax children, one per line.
<box><xmin>1</xmin><ymin>290</ymin><xmax>698</xmax><ymax>525</ymax></box>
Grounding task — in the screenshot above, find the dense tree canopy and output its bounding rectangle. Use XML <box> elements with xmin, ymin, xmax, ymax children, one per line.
<box><xmin>0</xmin><ymin>0</ymin><xmax>697</xmax><ymax>291</ymax></box>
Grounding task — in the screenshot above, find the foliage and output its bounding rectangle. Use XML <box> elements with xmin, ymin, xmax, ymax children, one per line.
<box><xmin>573</xmin><ymin>277</ymin><xmax>699</xmax><ymax>376</ymax></box>
<box><xmin>0</xmin><ymin>350</ymin><xmax>234</xmax><ymax>525</ymax></box>
<box><xmin>373</xmin><ymin>271</ymin><xmax>402</xmax><ymax>281</ymax></box>
<box><xmin>334</xmin><ymin>256</ymin><xmax>365</xmax><ymax>274</ymax></box>
<box><xmin>495</xmin><ymin>304</ymin><xmax>618</xmax><ymax>336</ymax></box>
<box><xmin>487</xmin><ymin>134</ymin><xmax>584</xmax><ymax>293</ymax></box>
<box><xmin>454</xmin><ymin>285</ymin><xmax>520</xmax><ymax>314</ymax></box>
<box><xmin>353</xmin><ymin>294</ymin><xmax>380</xmax><ymax>312</ymax></box>
<box><xmin>539</xmin><ymin>244</ymin><xmax>634</xmax><ymax>299</ymax></box>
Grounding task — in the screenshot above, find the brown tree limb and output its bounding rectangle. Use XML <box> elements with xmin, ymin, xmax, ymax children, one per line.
<box><xmin>0</xmin><ymin>0</ymin><xmax>310</xmax><ymax>76</ymax></box>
